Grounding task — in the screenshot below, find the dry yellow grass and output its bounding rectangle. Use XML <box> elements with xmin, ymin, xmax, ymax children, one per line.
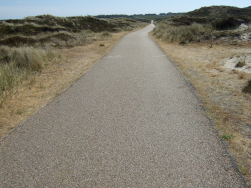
<box><xmin>0</xmin><ymin>30</ymin><xmax>132</xmax><ymax>139</ymax></box>
<box><xmin>151</xmin><ymin>34</ymin><xmax>251</xmax><ymax>185</ymax></box>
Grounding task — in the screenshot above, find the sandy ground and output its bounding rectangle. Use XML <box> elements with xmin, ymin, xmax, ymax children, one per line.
<box><xmin>151</xmin><ymin>35</ymin><xmax>251</xmax><ymax>185</ymax></box>
<box><xmin>0</xmin><ymin>31</ymin><xmax>131</xmax><ymax>139</ymax></box>
<box><xmin>221</xmin><ymin>54</ymin><xmax>251</xmax><ymax>74</ymax></box>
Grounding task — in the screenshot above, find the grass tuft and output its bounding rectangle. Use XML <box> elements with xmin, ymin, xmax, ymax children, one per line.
<box><xmin>221</xmin><ymin>134</ymin><xmax>235</xmax><ymax>140</ymax></box>
<box><xmin>101</xmin><ymin>31</ymin><xmax>111</xmax><ymax>37</ymax></box>
<box><xmin>0</xmin><ymin>63</ymin><xmax>29</xmax><ymax>96</ymax></box>
<box><xmin>0</xmin><ymin>46</ymin><xmax>61</xmax><ymax>97</ymax></box>
<box><xmin>235</xmin><ymin>60</ymin><xmax>246</xmax><ymax>68</ymax></box>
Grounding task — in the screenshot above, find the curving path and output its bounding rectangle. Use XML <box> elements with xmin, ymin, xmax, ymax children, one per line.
<box><xmin>0</xmin><ymin>24</ymin><xmax>247</xmax><ymax>187</ymax></box>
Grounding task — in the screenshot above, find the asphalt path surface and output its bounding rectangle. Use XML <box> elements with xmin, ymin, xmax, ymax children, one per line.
<box><xmin>0</xmin><ymin>24</ymin><xmax>248</xmax><ymax>187</ymax></box>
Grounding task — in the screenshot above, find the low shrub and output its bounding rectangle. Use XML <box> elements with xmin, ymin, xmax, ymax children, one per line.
<box><xmin>235</xmin><ymin>60</ymin><xmax>246</xmax><ymax>68</ymax></box>
<box><xmin>243</xmin><ymin>80</ymin><xmax>251</xmax><ymax>93</ymax></box>
<box><xmin>212</xmin><ymin>17</ymin><xmax>241</xmax><ymax>30</ymax></box>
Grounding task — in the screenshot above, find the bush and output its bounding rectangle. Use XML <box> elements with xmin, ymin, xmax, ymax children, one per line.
<box><xmin>243</xmin><ymin>80</ymin><xmax>251</xmax><ymax>93</ymax></box>
<box><xmin>235</xmin><ymin>60</ymin><xmax>246</xmax><ymax>68</ymax></box>
<box><xmin>212</xmin><ymin>17</ymin><xmax>241</xmax><ymax>30</ymax></box>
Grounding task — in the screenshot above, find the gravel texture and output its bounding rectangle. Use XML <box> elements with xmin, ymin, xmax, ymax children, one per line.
<box><xmin>0</xmin><ymin>24</ymin><xmax>247</xmax><ymax>187</ymax></box>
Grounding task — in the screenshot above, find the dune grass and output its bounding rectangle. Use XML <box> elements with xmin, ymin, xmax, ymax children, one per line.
<box><xmin>152</xmin><ymin>23</ymin><xmax>213</xmax><ymax>43</ymax></box>
<box><xmin>152</xmin><ymin>13</ymin><xmax>251</xmax><ymax>45</ymax></box>
<box><xmin>0</xmin><ymin>31</ymin><xmax>102</xmax><ymax>47</ymax></box>
<box><xmin>0</xmin><ymin>15</ymin><xmax>147</xmax><ymax>98</ymax></box>
<box><xmin>1</xmin><ymin>15</ymin><xmax>146</xmax><ymax>36</ymax></box>
<box><xmin>0</xmin><ymin>15</ymin><xmax>146</xmax><ymax>48</ymax></box>
<box><xmin>0</xmin><ymin>46</ymin><xmax>61</xmax><ymax>97</ymax></box>
<box><xmin>152</xmin><ymin>14</ymin><xmax>251</xmax><ymax>94</ymax></box>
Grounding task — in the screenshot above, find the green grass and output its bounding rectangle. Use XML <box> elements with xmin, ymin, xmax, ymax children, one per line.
<box><xmin>221</xmin><ymin>134</ymin><xmax>235</xmax><ymax>140</ymax></box>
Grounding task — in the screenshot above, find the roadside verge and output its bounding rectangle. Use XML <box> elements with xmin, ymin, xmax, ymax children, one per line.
<box><xmin>0</xmin><ymin>30</ymin><xmax>138</xmax><ymax>140</ymax></box>
<box><xmin>150</xmin><ymin>34</ymin><xmax>251</xmax><ymax>186</ymax></box>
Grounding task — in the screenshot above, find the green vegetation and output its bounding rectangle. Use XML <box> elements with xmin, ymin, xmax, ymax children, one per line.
<box><xmin>2</xmin><ymin>15</ymin><xmax>144</xmax><ymax>33</ymax></box>
<box><xmin>152</xmin><ymin>6</ymin><xmax>251</xmax><ymax>43</ymax></box>
<box><xmin>152</xmin><ymin>22</ymin><xmax>213</xmax><ymax>43</ymax></box>
<box><xmin>152</xmin><ymin>13</ymin><xmax>250</xmax><ymax>44</ymax></box>
<box><xmin>95</xmin><ymin>13</ymin><xmax>184</xmax><ymax>23</ymax></box>
<box><xmin>0</xmin><ymin>14</ymin><xmax>147</xmax><ymax>97</ymax></box>
<box><xmin>152</xmin><ymin>6</ymin><xmax>251</xmax><ymax>94</ymax></box>
<box><xmin>132</xmin><ymin>14</ymin><xmax>183</xmax><ymax>23</ymax></box>
<box><xmin>235</xmin><ymin>60</ymin><xmax>246</xmax><ymax>68</ymax></box>
<box><xmin>0</xmin><ymin>15</ymin><xmax>146</xmax><ymax>47</ymax></box>
<box><xmin>0</xmin><ymin>46</ymin><xmax>61</xmax><ymax>97</ymax></box>
<box><xmin>243</xmin><ymin>80</ymin><xmax>251</xmax><ymax>93</ymax></box>
<box><xmin>221</xmin><ymin>134</ymin><xmax>235</xmax><ymax>140</ymax></box>
<box><xmin>187</xmin><ymin>6</ymin><xmax>251</xmax><ymax>18</ymax></box>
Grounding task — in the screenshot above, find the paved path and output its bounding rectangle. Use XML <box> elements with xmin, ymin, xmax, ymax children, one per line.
<box><xmin>0</xmin><ymin>24</ymin><xmax>247</xmax><ymax>187</ymax></box>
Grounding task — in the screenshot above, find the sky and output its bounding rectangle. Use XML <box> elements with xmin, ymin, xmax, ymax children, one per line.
<box><xmin>0</xmin><ymin>0</ymin><xmax>250</xmax><ymax>19</ymax></box>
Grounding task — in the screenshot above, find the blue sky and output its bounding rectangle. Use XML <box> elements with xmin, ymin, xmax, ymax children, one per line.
<box><xmin>0</xmin><ymin>0</ymin><xmax>250</xmax><ymax>19</ymax></box>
